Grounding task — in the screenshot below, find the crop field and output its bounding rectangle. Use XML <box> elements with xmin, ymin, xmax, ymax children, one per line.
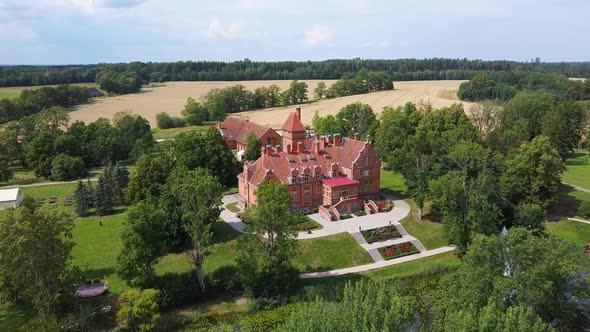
<box><xmin>0</xmin><ymin>83</ymin><xmax>96</xmax><ymax>99</ymax></box>
<box><xmin>68</xmin><ymin>80</ymin><xmax>476</xmax><ymax>128</ymax></box>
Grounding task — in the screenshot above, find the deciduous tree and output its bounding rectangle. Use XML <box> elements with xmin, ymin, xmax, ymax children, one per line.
<box><xmin>164</xmin><ymin>167</ymin><xmax>223</xmax><ymax>291</ymax></box>
<box><xmin>117</xmin><ymin>202</ymin><xmax>166</xmax><ymax>286</ymax></box>
<box><xmin>0</xmin><ymin>205</ymin><xmax>80</xmax><ymax>313</ymax></box>
<box><xmin>237</xmin><ymin>180</ymin><xmax>301</xmax><ymax>299</ymax></box>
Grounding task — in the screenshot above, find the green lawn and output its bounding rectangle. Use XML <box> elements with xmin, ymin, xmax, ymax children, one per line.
<box><xmin>399</xmin><ymin>217</ymin><xmax>446</xmax><ymax>250</ymax></box>
<box><xmin>226</xmin><ymin>202</ymin><xmax>240</xmax><ymax>213</ymax></box>
<box><xmin>563</xmin><ymin>150</ymin><xmax>590</xmax><ymax>189</ymax></box>
<box><xmin>293</xmin><ymin>233</ymin><xmax>373</xmax><ymax>272</ymax></box>
<box><xmin>156</xmin><ymin>221</ymin><xmax>241</xmax><ymax>276</ymax></box>
<box><xmin>379</xmin><ymin>169</ymin><xmax>407</xmax><ymax>197</ymax></box>
<box><xmin>545</xmin><ymin>220</ymin><xmax>590</xmax><ymax>246</ymax></box>
<box><xmin>362</xmin><ymin>251</ymin><xmax>459</xmax><ymax>281</ymax></box>
<box><xmin>152</xmin><ymin>125</ymin><xmax>213</xmax><ymax>140</ymax></box>
<box><xmin>72</xmin><ymin>212</ymin><xmax>128</xmax><ymax>294</ymax></box>
<box><xmin>552</xmin><ymin>185</ymin><xmax>590</xmax><ymax>218</ymax></box>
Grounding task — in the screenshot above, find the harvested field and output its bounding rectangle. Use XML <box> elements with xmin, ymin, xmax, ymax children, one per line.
<box><xmin>69</xmin><ymin>80</ymin><xmax>476</xmax><ymax>128</ymax></box>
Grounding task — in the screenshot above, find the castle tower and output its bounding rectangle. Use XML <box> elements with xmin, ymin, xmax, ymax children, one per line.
<box><xmin>281</xmin><ymin>107</ymin><xmax>306</xmax><ymax>152</ymax></box>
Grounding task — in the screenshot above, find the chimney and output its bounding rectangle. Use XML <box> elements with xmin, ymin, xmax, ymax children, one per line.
<box><xmin>286</xmin><ymin>143</ymin><xmax>291</xmax><ymax>153</ymax></box>
<box><xmin>266</xmin><ymin>144</ymin><xmax>272</xmax><ymax>155</ymax></box>
<box><xmin>313</xmin><ymin>140</ymin><xmax>320</xmax><ymax>154</ymax></box>
<box><xmin>354</xmin><ymin>132</ymin><xmax>359</xmax><ymax>140</ymax></box>
<box><xmin>297</xmin><ymin>141</ymin><xmax>303</xmax><ymax>153</ymax></box>
<box><xmin>334</xmin><ymin>133</ymin><xmax>341</xmax><ymax>146</ymax></box>
<box><xmin>243</xmin><ymin>163</ymin><xmax>250</xmax><ymax>181</ymax></box>
<box><xmin>366</xmin><ymin>135</ymin><xmax>371</xmax><ymax>145</ymax></box>
<box><xmin>296</xmin><ymin>106</ymin><xmax>301</xmax><ymax>119</ymax></box>
<box><xmin>319</xmin><ymin>136</ymin><xmax>326</xmax><ymax>150</ymax></box>
<box><xmin>276</xmin><ymin>144</ymin><xmax>282</xmax><ymax>152</ymax></box>
<box><xmin>216</xmin><ymin>121</ymin><xmax>221</xmax><ymax>129</ymax></box>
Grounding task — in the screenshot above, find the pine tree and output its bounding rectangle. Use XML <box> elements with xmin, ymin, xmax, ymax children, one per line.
<box><xmin>73</xmin><ymin>179</ymin><xmax>89</xmax><ymax>217</ymax></box>
<box><xmin>112</xmin><ymin>163</ymin><xmax>130</xmax><ymax>205</ymax></box>
<box><xmin>95</xmin><ymin>175</ymin><xmax>114</xmax><ymax>216</ymax></box>
<box><xmin>86</xmin><ymin>178</ymin><xmax>95</xmax><ymax>208</ymax></box>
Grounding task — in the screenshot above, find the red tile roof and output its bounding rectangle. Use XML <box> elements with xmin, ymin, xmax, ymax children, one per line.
<box><xmin>218</xmin><ymin>117</ymin><xmax>276</xmax><ymax>145</ymax></box>
<box><xmin>322</xmin><ymin>177</ymin><xmax>360</xmax><ymax>187</ymax></box>
<box><xmin>242</xmin><ymin>137</ymin><xmax>375</xmax><ymax>185</ymax></box>
<box><xmin>281</xmin><ymin>111</ymin><xmax>306</xmax><ymax>132</ymax></box>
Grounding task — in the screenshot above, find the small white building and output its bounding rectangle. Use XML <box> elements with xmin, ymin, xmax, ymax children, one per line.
<box><xmin>0</xmin><ymin>188</ymin><xmax>24</xmax><ymax>210</ymax></box>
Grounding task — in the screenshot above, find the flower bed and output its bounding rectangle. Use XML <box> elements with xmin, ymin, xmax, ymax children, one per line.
<box><xmin>361</xmin><ymin>225</ymin><xmax>401</xmax><ymax>243</ymax></box>
<box><xmin>378</xmin><ymin>242</ymin><xmax>419</xmax><ymax>260</ymax></box>
<box><xmin>377</xmin><ymin>200</ymin><xmax>394</xmax><ymax>212</ymax></box>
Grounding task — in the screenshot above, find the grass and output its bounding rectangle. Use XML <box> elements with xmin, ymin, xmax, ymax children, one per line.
<box><xmin>545</xmin><ymin>220</ymin><xmax>590</xmax><ymax>246</ymax></box>
<box><xmin>399</xmin><ymin>217</ymin><xmax>446</xmax><ymax>250</ymax></box>
<box><xmin>552</xmin><ymin>184</ymin><xmax>590</xmax><ymax>218</ymax></box>
<box><xmin>156</xmin><ymin>221</ymin><xmax>242</xmax><ymax>276</ymax></box>
<box><xmin>152</xmin><ymin>125</ymin><xmax>213</xmax><ymax>140</ymax></box>
<box><xmin>293</xmin><ymin>233</ymin><xmax>373</xmax><ymax>272</ymax></box>
<box><xmin>226</xmin><ymin>202</ymin><xmax>240</xmax><ymax>213</ymax></box>
<box><xmin>563</xmin><ymin>150</ymin><xmax>590</xmax><ymax>189</ymax></box>
<box><xmin>0</xmin><ymin>83</ymin><xmax>96</xmax><ymax>99</ymax></box>
<box><xmin>379</xmin><ymin>169</ymin><xmax>407</xmax><ymax>197</ymax></box>
<box><xmin>71</xmin><ymin>211</ymin><xmax>128</xmax><ymax>294</ymax></box>
<box><xmin>21</xmin><ymin>182</ymin><xmax>77</xmax><ymax>203</ymax></box>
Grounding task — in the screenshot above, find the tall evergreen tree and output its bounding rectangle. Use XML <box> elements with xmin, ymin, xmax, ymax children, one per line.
<box><xmin>73</xmin><ymin>179</ymin><xmax>89</xmax><ymax>217</ymax></box>
<box><xmin>112</xmin><ymin>163</ymin><xmax>130</xmax><ymax>205</ymax></box>
<box><xmin>95</xmin><ymin>175</ymin><xmax>114</xmax><ymax>216</ymax></box>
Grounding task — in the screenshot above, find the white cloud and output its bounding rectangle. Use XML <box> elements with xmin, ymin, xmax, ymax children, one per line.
<box><xmin>304</xmin><ymin>24</ymin><xmax>333</xmax><ymax>46</ymax></box>
<box><xmin>207</xmin><ymin>17</ymin><xmax>241</xmax><ymax>39</ymax></box>
<box><xmin>0</xmin><ymin>22</ymin><xmax>37</xmax><ymax>41</ymax></box>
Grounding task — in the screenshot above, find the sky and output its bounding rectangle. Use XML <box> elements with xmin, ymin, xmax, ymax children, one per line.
<box><xmin>0</xmin><ymin>0</ymin><xmax>589</xmax><ymax>65</ymax></box>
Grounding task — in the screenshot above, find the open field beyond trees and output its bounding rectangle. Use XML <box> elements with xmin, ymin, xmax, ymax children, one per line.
<box><xmin>0</xmin><ymin>83</ymin><xmax>96</xmax><ymax>99</ymax></box>
<box><xmin>69</xmin><ymin>80</ymin><xmax>475</xmax><ymax>128</ymax></box>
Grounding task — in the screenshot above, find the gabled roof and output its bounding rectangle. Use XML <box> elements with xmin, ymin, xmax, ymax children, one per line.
<box><xmin>242</xmin><ymin>137</ymin><xmax>377</xmax><ymax>185</ymax></box>
<box><xmin>219</xmin><ymin>117</ymin><xmax>277</xmax><ymax>145</ymax></box>
<box><xmin>281</xmin><ymin>111</ymin><xmax>306</xmax><ymax>133</ymax></box>
<box><xmin>0</xmin><ymin>188</ymin><xmax>21</xmax><ymax>202</ymax></box>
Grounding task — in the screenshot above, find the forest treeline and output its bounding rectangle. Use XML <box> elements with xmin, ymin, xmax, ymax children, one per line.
<box><xmin>0</xmin><ymin>84</ymin><xmax>89</xmax><ymax>123</ymax></box>
<box><xmin>458</xmin><ymin>71</ymin><xmax>590</xmax><ymax>102</ymax></box>
<box><xmin>2</xmin><ymin>58</ymin><xmax>590</xmax><ymax>87</ymax></box>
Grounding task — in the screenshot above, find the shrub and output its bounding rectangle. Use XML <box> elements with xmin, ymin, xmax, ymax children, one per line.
<box><xmin>116</xmin><ymin>288</ymin><xmax>161</xmax><ymax>332</ymax></box>
<box><xmin>156</xmin><ymin>112</ymin><xmax>186</xmax><ymax>129</ymax></box>
<box><xmin>578</xmin><ymin>201</ymin><xmax>590</xmax><ymax>218</ymax></box>
<box><xmin>50</xmin><ymin>153</ymin><xmax>87</xmax><ymax>181</ymax></box>
<box><xmin>210</xmin><ymin>265</ymin><xmax>243</xmax><ymax>293</ymax></box>
<box><xmin>148</xmin><ymin>272</ymin><xmax>202</xmax><ymax>308</ymax></box>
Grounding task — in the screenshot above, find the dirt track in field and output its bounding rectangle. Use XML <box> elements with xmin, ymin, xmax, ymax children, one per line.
<box><xmin>69</xmin><ymin>80</ymin><xmax>476</xmax><ymax>128</ymax></box>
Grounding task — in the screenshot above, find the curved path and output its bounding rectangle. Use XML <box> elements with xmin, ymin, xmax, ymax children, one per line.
<box><xmin>220</xmin><ymin>194</ymin><xmax>455</xmax><ymax>277</ymax></box>
<box><xmin>221</xmin><ymin>194</ymin><xmax>412</xmax><ymax>239</ymax></box>
<box><xmin>562</xmin><ymin>182</ymin><xmax>590</xmax><ymax>194</ymax></box>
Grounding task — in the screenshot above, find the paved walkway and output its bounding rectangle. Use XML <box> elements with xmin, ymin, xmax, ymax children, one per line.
<box><xmin>300</xmin><ymin>246</ymin><xmax>455</xmax><ymax>279</ymax></box>
<box><xmin>567</xmin><ymin>217</ymin><xmax>590</xmax><ymax>225</ymax></box>
<box><xmin>221</xmin><ymin>193</ymin><xmax>436</xmax><ymax>270</ymax></box>
<box><xmin>221</xmin><ymin>194</ymin><xmax>412</xmax><ymax>240</ymax></box>
<box><xmin>562</xmin><ymin>182</ymin><xmax>590</xmax><ymax>194</ymax></box>
<box><xmin>1</xmin><ymin>176</ymin><xmax>100</xmax><ymax>189</ymax></box>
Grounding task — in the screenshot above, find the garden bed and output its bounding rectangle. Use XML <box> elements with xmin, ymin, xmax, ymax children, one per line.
<box><xmin>377</xmin><ymin>242</ymin><xmax>419</xmax><ymax>260</ymax></box>
<box><xmin>361</xmin><ymin>225</ymin><xmax>401</xmax><ymax>243</ymax></box>
<box><xmin>295</xmin><ymin>217</ymin><xmax>322</xmax><ymax>231</ymax></box>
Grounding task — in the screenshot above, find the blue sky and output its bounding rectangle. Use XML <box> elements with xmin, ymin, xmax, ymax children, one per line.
<box><xmin>1</xmin><ymin>0</ymin><xmax>589</xmax><ymax>64</ymax></box>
